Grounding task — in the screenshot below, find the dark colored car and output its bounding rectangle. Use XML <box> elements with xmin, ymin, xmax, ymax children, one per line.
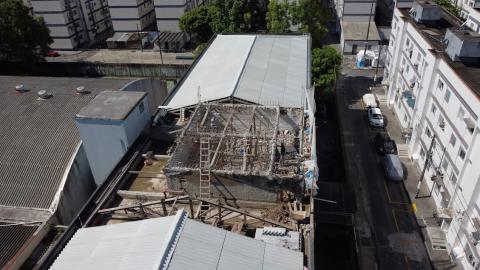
<box><xmin>374</xmin><ymin>132</ymin><xmax>397</xmax><ymax>154</ymax></box>
<box><xmin>383</xmin><ymin>154</ymin><xmax>404</xmax><ymax>181</ymax></box>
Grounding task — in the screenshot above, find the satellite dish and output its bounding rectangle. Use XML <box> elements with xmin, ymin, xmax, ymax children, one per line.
<box><xmin>15</xmin><ymin>84</ymin><xmax>25</xmax><ymax>92</ymax></box>
<box><xmin>37</xmin><ymin>90</ymin><xmax>52</xmax><ymax>99</ymax></box>
<box><xmin>75</xmin><ymin>86</ymin><xmax>89</xmax><ymax>94</ymax></box>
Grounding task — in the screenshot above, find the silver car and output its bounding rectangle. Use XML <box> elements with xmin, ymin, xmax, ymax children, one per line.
<box><xmin>383</xmin><ymin>154</ymin><xmax>404</xmax><ymax>181</ymax></box>
<box><xmin>368</xmin><ymin>107</ymin><xmax>384</xmax><ymax>128</ymax></box>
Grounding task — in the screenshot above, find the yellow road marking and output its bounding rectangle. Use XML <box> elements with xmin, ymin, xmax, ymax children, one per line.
<box><xmin>383</xmin><ymin>181</ymin><xmax>410</xmax><ymax>205</ymax></box>
<box><xmin>412</xmin><ymin>203</ymin><xmax>417</xmax><ymax>213</ymax></box>
<box><xmin>392</xmin><ymin>209</ymin><xmax>400</xmax><ymax>232</ymax></box>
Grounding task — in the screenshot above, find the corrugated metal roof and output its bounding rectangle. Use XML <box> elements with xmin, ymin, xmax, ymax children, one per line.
<box><xmin>50</xmin><ymin>212</ymin><xmax>303</xmax><ymax>270</ymax></box>
<box><xmin>0</xmin><ymin>76</ymin><xmax>130</xmax><ymax>210</ymax></box>
<box><xmin>0</xmin><ymin>222</ymin><xmax>40</xmax><ymax>269</ymax></box>
<box><xmin>166</xmin><ymin>35</ymin><xmax>256</xmax><ymax>109</ymax></box>
<box><xmin>50</xmin><ymin>215</ymin><xmax>179</xmax><ymax>270</ymax></box>
<box><xmin>165</xmin><ymin>34</ymin><xmax>310</xmax><ymax>110</ymax></box>
<box><xmin>234</xmin><ymin>35</ymin><xmax>309</xmax><ymax>107</ymax></box>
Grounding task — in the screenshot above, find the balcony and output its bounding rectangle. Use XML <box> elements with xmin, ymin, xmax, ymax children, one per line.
<box><xmin>402</xmin><ymin>90</ymin><xmax>416</xmax><ymax>109</ymax></box>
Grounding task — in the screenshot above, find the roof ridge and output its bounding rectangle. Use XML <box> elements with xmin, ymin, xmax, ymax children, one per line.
<box><xmin>158</xmin><ymin>210</ymin><xmax>188</xmax><ymax>270</ymax></box>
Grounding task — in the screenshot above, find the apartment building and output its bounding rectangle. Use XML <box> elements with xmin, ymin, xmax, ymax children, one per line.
<box><xmin>329</xmin><ymin>0</ymin><xmax>381</xmax><ymax>54</ymax></box>
<box><xmin>107</xmin><ymin>0</ymin><xmax>156</xmax><ymax>32</ymax></box>
<box><xmin>384</xmin><ymin>1</ymin><xmax>480</xmax><ymax>268</ymax></box>
<box><xmin>154</xmin><ymin>0</ymin><xmax>208</xmax><ymax>32</ymax></box>
<box><xmin>464</xmin><ymin>5</ymin><xmax>480</xmax><ymax>32</ymax></box>
<box><xmin>25</xmin><ymin>0</ymin><xmax>112</xmax><ymax>50</ymax></box>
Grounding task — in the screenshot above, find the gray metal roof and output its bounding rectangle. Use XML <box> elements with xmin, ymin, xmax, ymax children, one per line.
<box><xmin>165</xmin><ymin>34</ymin><xmax>310</xmax><ymax>109</ymax></box>
<box><xmin>0</xmin><ymin>76</ymin><xmax>130</xmax><ymax>210</ymax></box>
<box><xmin>233</xmin><ymin>35</ymin><xmax>309</xmax><ymax>107</ymax></box>
<box><xmin>76</xmin><ymin>91</ymin><xmax>146</xmax><ymax>120</ymax></box>
<box><xmin>0</xmin><ymin>222</ymin><xmax>41</xmax><ymax>269</ymax></box>
<box><xmin>50</xmin><ymin>211</ymin><xmax>303</xmax><ymax>270</ymax></box>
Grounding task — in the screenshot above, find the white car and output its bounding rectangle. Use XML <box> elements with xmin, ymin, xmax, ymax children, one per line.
<box><xmin>368</xmin><ymin>107</ymin><xmax>384</xmax><ymax>127</ymax></box>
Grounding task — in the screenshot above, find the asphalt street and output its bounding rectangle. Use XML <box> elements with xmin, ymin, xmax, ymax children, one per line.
<box><xmin>337</xmin><ymin>63</ymin><xmax>432</xmax><ymax>270</ymax></box>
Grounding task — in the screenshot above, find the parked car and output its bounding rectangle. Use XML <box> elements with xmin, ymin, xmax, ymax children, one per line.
<box><xmin>46</xmin><ymin>50</ymin><xmax>60</xmax><ymax>57</ymax></box>
<box><xmin>383</xmin><ymin>154</ymin><xmax>404</xmax><ymax>181</ymax></box>
<box><xmin>362</xmin><ymin>93</ymin><xmax>378</xmax><ymax>108</ymax></box>
<box><xmin>368</xmin><ymin>107</ymin><xmax>384</xmax><ymax>127</ymax></box>
<box><xmin>374</xmin><ymin>133</ymin><xmax>397</xmax><ymax>154</ymax></box>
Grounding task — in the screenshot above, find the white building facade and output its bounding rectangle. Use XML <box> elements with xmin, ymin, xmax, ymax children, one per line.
<box><xmin>385</xmin><ymin>3</ymin><xmax>480</xmax><ymax>268</ymax></box>
<box><xmin>154</xmin><ymin>0</ymin><xmax>208</xmax><ymax>32</ymax></box>
<box><xmin>25</xmin><ymin>0</ymin><xmax>112</xmax><ymax>50</ymax></box>
<box><xmin>107</xmin><ymin>0</ymin><xmax>156</xmax><ymax>32</ymax></box>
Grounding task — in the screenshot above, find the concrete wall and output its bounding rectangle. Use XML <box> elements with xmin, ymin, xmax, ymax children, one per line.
<box><xmin>75</xmin><ymin>96</ymin><xmax>150</xmax><ymax>185</ymax></box>
<box><xmin>54</xmin><ymin>144</ymin><xmax>96</xmax><ymax>224</ymax></box>
<box><xmin>121</xmin><ymin>78</ymin><xmax>169</xmax><ymax>115</ymax></box>
<box><xmin>154</xmin><ymin>0</ymin><xmax>186</xmax><ymax>31</ymax></box>
<box><xmin>166</xmin><ymin>173</ymin><xmax>304</xmax><ymax>203</ymax></box>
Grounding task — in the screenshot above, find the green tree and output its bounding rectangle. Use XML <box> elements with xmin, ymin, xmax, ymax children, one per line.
<box><xmin>0</xmin><ymin>0</ymin><xmax>52</xmax><ymax>62</ymax></box>
<box><xmin>312</xmin><ymin>46</ymin><xmax>342</xmax><ymax>91</ymax></box>
<box><xmin>290</xmin><ymin>0</ymin><xmax>330</xmax><ymax>45</ymax></box>
<box><xmin>210</xmin><ymin>0</ymin><xmax>253</xmax><ymax>32</ymax></box>
<box><xmin>266</xmin><ymin>0</ymin><xmax>291</xmax><ymax>33</ymax></box>
<box><xmin>179</xmin><ymin>5</ymin><xmax>214</xmax><ymax>43</ymax></box>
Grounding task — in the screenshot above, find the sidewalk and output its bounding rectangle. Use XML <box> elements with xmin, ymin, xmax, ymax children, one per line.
<box><xmin>370</xmin><ymin>86</ymin><xmax>462</xmax><ymax>270</ymax></box>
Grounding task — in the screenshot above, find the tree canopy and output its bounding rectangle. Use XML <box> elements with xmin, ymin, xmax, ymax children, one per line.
<box><xmin>179</xmin><ymin>5</ymin><xmax>214</xmax><ymax>43</ymax></box>
<box><xmin>0</xmin><ymin>0</ymin><xmax>52</xmax><ymax>62</ymax></box>
<box><xmin>180</xmin><ymin>0</ymin><xmax>265</xmax><ymax>42</ymax></box>
<box><xmin>290</xmin><ymin>0</ymin><xmax>330</xmax><ymax>45</ymax></box>
<box><xmin>266</xmin><ymin>0</ymin><xmax>290</xmax><ymax>33</ymax></box>
<box><xmin>312</xmin><ymin>46</ymin><xmax>342</xmax><ymax>91</ymax></box>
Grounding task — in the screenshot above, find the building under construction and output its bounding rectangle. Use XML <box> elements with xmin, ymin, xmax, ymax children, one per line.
<box><xmin>35</xmin><ymin>34</ymin><xmax>317</xmax><ymax>270</ymax></box>
<box><xmin>164</xmin><ymin>103</ymin><xmax>314</xmax><ymax>203</ymax></box>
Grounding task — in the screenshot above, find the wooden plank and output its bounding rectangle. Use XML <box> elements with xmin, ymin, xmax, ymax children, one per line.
<box><xmin>98</xmin><ymin>195</ymin><xmax>189</xmax><ymax>214</ymax></box>
<box><xmin>195</xmin><ymin>198</ymin><xmax>296</xmax><ymax>230</ymax></box>
<box><xmin>117</xmin><ymin>190</ymin><xmax>166</xmax><ymax>200</ymax></box>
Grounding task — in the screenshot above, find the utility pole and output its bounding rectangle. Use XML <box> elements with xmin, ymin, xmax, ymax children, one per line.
<box><xmin>157</xmin><ymin>31</ymin><xmax>164</xmax><ymax>64</ymax></box>
<box><xmin>363</xmin><ymin>0</ymin><xmax>375</xmax><ymax>56</ymax></box>
<box><xmin>373</xmin><ymin>44</ymin><xmax>382</xmax><ymax>86</ymax></box>
<box><xmin>415</xmin><ymin>134</ymin><xmax>435</xmax><ymax>198</ymax></box>
<box><xmin>429</xmin><ymin>146</ymin><xmax>447</xmax><ymax>197</ymax></box>
<box><xmin>136</xmin><ymin>24</ymin><xmax>143</xmax><ymax>52</ymax></box>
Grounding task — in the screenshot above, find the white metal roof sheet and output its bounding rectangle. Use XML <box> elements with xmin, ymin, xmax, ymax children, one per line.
<box><xmin>49</xmin><ymin>215</ymin><xmax>178</xmax><ymax>270</ymax></box>
<box><xmin>50</xmin><ymin>212</ymin><xmax>303</xmax><ymax>270</ymax></box>
<box><xmin>166</xmin><ymin>35</ymin><xmax>256</xmax><ymax>109</ymax></box>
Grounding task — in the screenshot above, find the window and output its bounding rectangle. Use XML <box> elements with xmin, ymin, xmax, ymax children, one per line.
<box><xmin>437</xmin><ymin>80</ymin><xmax>444</xmax><ymax>91</ymax></box>
<box><xmin>458</xmin><ymin>107</ymin><xmax>465</xmax><ymax>119</ymax></box>
<box><xmin>458</xmin><ymin>147</ymin><xmax>466</xmax><ymax>160</ymax></box>
<box><xmin>420</xmin><ymin>147</ymin><xmax>426</xmax><ymax>159</ymax></box>
<box><xmin>438</xmin><ymin>115</ymin><xmax>445</xmax><ymax>131</ymax></box>
<box><xmin>431</xmin><ymin>104</ymin><xmax>437</xmax><ymax>114</ymax></box>
<box><xmin>404</xmin><ymin>115</ymin><xmax>408</xmax><ymax>123</ymax></box>
<box><xmin>444</xmin><ymin>90</ymin><xmax>451</xmax><ymax>103</ymax></box>
<box><xmin>450</xmin><ymin>134</ymin><xmax>457</xmax><ymax>147</ymax></box>
<box><xmin>406</xmin><ymin>38</ymin><xmax>410</xmax><ymax>47</ymax></box>
<box><xmin>426</xmin><ymin>127</ymin><xmax>432</xmax><ymax>138</ymax></box>
<box><xmin>442</xmin><ymin>159</ymin><xmax>448</xmax><ymax>171</ymax></box>
<box><xmin>139</xmin><ymin>102</ymin><xmax>144</xmax><ymax>113</ymax></box>
<box><xmin>450</xmin><ymin>173</ymin><xmax>457</xmax><ymax>185</ymax></box>
<box><xmin>417</xmin><ymin>52</ymin><xmax>421</xmax><ymax>62</ymax></box>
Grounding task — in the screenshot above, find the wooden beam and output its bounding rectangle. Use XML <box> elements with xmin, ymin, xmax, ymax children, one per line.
<box><xmin>98</xmin><ymin>195</ymin><xmax>189</xmax><ymax>214</ymax></box>
<box><xmin>195</xmin><ymin>198</ymin><xmax>296</xmax><ymax>230</ymax></box>
<box><xmin>199</xmin><ymin>105</ymin><xmax>210</xmax><ymax>127</ymax></box>
<box><xmin>209</xmin><ymin>112</ymin><xmax>234</xmax><ymax>168</ymax></box>
<box><xmin>117</xmin><ymin>190</ymin><xmax>166</xmax><ymax>201</ymax></box>
<box><xmin>268</xmin><ymin>107</ymin><xmax>280</xmax><ymax>174</ymax></box>
<box><xmin>167</xmin><ymin>197</ymin><xmax>178</xmax><ymax>216</ymax></box>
